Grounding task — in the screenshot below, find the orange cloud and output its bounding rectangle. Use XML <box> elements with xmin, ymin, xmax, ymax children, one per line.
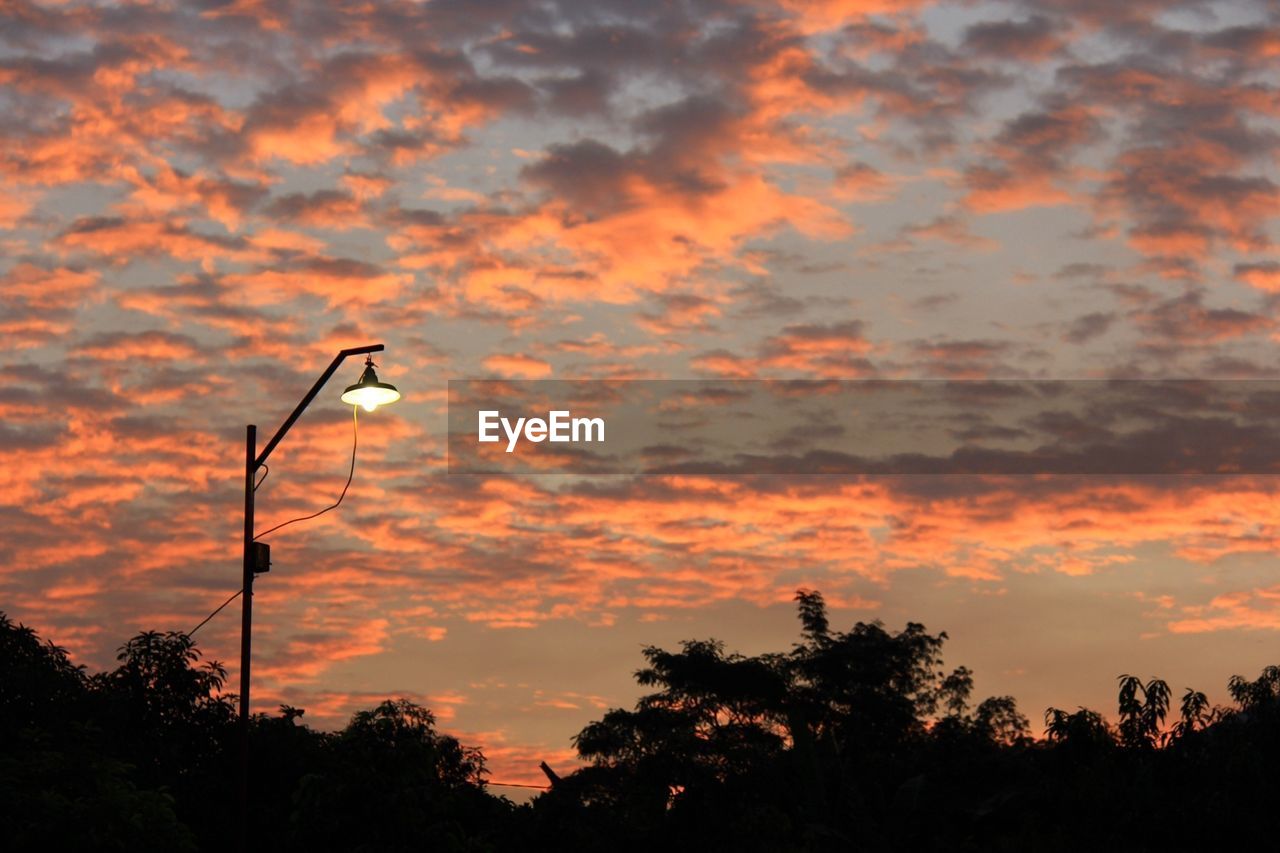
<box><xmin>1168</xmin><ymin>586</ymin><xmax>1280</xmax><ymax>634</ymax></box>
<box><xmin>481</xmin><ymin>353</ymin><xmax>554</xmax><ymax>378</ymax></box>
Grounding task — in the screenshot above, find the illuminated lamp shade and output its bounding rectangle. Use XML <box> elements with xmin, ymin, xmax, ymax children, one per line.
<box><xmin>340</xmin><ymin>358</ymin><xmax>401</xmax><ymax>412</ymax></box>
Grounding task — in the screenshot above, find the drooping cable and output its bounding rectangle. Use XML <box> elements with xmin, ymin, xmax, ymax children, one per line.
<box><xmin>188</xmin><ymin>587</ymin><xmax>243</xmax><ymax>637</ymax></box>
<box><xmin>253</xmin><ymin>405</ymin><xmax>358</xmax><ymax>541</ymax></box>
<box><xmin>185</xmin><ymin>408</ymin><xmax>358</xmax><ymax>637</ymax></box>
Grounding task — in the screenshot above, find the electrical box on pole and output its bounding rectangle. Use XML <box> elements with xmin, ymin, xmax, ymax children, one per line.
<box><xmin>253</xmin><ymin>541</ymin><xmax>270</xmax><ymax>574</ymax></box>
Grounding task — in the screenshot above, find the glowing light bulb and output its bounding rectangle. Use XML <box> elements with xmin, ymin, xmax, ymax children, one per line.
<box><xmin>341</xmin><ymin>359</ymin><xmax>401</xmax><ymax>411</ymax></box>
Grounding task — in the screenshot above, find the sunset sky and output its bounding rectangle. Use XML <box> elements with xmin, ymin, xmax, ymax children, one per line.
<box><xmin>3</xmin><ymin>0</ymin><xmax>1280</xmax><ymax>786</ymax></box>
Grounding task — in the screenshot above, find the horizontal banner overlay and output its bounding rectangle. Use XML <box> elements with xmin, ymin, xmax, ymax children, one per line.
<box><xmin>447</xmin><ymin>380</ymin><xmax>1280</xmax><ymax>475</ymax></box>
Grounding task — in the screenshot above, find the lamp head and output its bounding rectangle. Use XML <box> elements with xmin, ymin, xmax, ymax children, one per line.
<box><xmin>341</xmin><ymin>357</ymin><xmax>401</xmax><ymax>412</ymax></box>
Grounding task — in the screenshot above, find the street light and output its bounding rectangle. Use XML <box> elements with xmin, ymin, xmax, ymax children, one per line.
<box><xmin>341</xmin><ymin>356</ymin><xmax>402</xmax><ymax>412</ymax></box>
<box><xmin>238</xmin><ymin>344</ymin><xmax>400</xmax><ymax>851</ymax></box>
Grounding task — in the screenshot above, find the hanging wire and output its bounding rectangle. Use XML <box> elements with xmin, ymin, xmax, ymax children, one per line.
<box><xmin>188</xmin><ymin>587</ymin><xmax>243</xmax><ymax>637</ymax></box>
<box><xmin>254</xmin><ymin>405</ymin><xmax>358</xmax><ymax>541</ymax></box>
<box><xmin>184</xmin><ymin>407</ymin><xmax>359</xmax><ymax>637</ymax></box>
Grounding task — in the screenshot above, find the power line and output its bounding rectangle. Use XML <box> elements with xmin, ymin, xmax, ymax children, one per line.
<box><xmin>254</xmin><ymin>406</ymin><xmax>358</xmax><ymax>541</ymax></box>
<box><xmin>189</xmin><ymin>587</ymin><xmax>243</xmax><ymax>637</ymax></box>
<box><xmin>187</xmin><ymin>407</ymin><xmax>360</xmax><ymax>639</ymax></box>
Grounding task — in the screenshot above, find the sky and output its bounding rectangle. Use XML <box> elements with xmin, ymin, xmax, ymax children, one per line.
<box><xmin>2</xmin><ymin>0</ymin><xmax>1280</xmax><ymax>787</ymax></box>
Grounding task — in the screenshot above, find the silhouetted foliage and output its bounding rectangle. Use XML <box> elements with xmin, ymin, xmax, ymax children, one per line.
<box><xmin>1228</xmin><ymin>664</ymin><xmax>1280</xmax><ymax>711</ymax></box>
<box><xmin>1116</xmin><ymin>674</ymin><xmax>1170</xmax><ymax>749</ymax></box>
<box><xmin>530</xmin><ymin>592</ymin><xmax>1280</xmax><ymax>852</ymax></box>
<box><xmin>0</xmin><ymin>613</ymin><xmax>508</xmax><ymax>852</ymax></box>
<box><xmin>1170</xmin><ymin>687</ymin><xmax>1212</xmax><ymax>741</ymax></box>
<box><xmin>5</xmin><ymin>595</ymin><xmax>1280</xmax><ymax>851</ymax></box>
<box><xmin>0</xmin><ymin>612</ymin><xmax>87</xmax><ymax>733</ymax></box>
<box><xmin>0</xmin><ymin>614</ymin><xmax>195</xmax><ymax>850</ymax></box>
<box><xmin>290</xmin><ymin>699</ymin><xmax>510</xmax><ymax>852</ymax></box>
<box><xmin>533</xmin><ymin>592</ymin><xmax>1041</xmax><ymax>851</ymax></box>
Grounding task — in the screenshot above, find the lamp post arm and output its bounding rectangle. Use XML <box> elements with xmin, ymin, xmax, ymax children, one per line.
<box><xmin>238</xmin><ymin>341</ymin><xmax>383</xmax><ymax>851</ymax></box>
<box><xmin>254</xmin><ymin>344</ymin><xmax>383</xmax><ymax>470</ymax></box>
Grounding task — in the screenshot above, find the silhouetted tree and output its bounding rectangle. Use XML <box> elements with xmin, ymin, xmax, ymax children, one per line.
<box><xmin>0</xmin><ymin>613</ymin><xmax>87</xmax><ymax>734</ymax></box>
<box><xmin>1227</xmin><ymin>665</ymin><xmax>1280</xmax><ymax>713</ymax></box>
<box><xmin>1169</xmin><ymin>688</ymin><xmax>1212</xmax><ymax>741</ymax></box>
<box><xmin>0</xmin><ymin>615</ymin><xmax>196</xmax><ymax>851</ymax></box>
<box><xmin>10</xmin><ymin>599</ymin><xmax>1280</xmax><ymax>852</ymax></box>
<box><xmin>972</xmin><ymin>696</ymin><xmax>1031</xmax><ymax>746</ymax></box>
<box><xmin>290</xmin><ymin>699</ymin><xmax>510</xmax><ymax>852</ymax></box>
<box><xmin>1044</xmin><ymin>706</ymin><xmax>1113</xmax><ymax>751</ymax></box>
<box><xmin>536</xmin><ymin>591</ymin><xmax>1032</xmax><ymax>851</ymax></box>
<box><xmin>1116</xmin><ymin>674</ymin><xmax>1170</xmax><ymax>749</ymax></box>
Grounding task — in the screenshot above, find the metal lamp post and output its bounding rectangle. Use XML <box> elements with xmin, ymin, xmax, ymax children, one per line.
<box><xmin>238</xmin><ymin>343</ymin><xmax>401</xmax><ymax>850</ymax></box>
